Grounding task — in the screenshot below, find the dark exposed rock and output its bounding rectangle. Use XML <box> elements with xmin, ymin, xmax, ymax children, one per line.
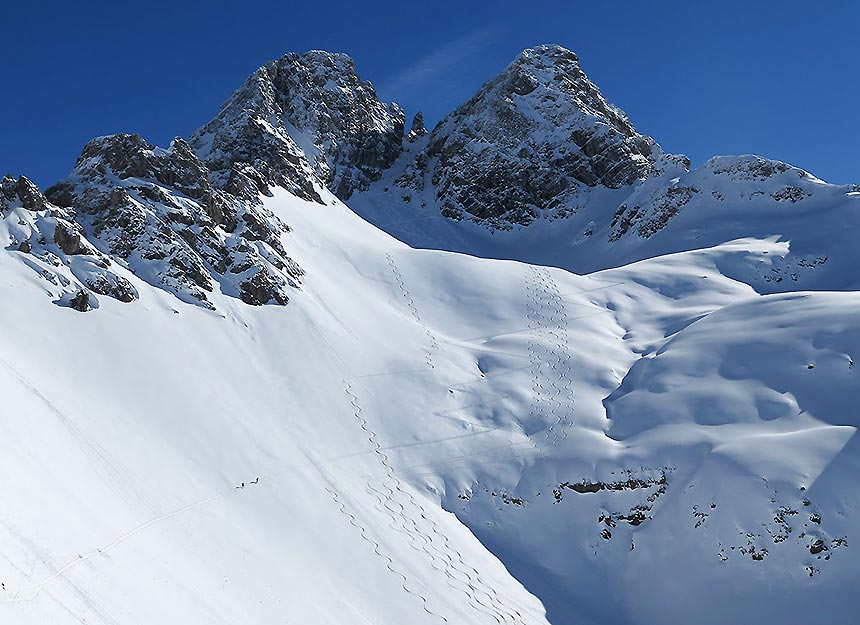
<box><xmin>391</xmin><ymin>44</ymin><xmax>663</xmax><ymax>228</ymax></box>
<box><xmin>16</xmin><ymin>176</ymin><xmax>47</xmax><ymax>211</ymax></box>
<box><xmin>85</xmin><ymin>272</ymin><xmax>137</xmax><ymax>303</ymax></box>
<box><xmin>1</xmin><ymin>174</ymin><xmax>49</xmax><ymax>212</ymax></box>
<box><xmin>190</xmin><ymin>50</ymin><xmax>405</xmax><ymax>202</ymax></box>
<box><xmin>772</xmin><ymin>186</ymin><xmax>807</xmax><ymax>203</ymax></box>
<box><xmin>610</xmin><ymin>184</ymin><xmax>700</xmax><ymax>241</ymax></box>
<box><xmin>711</xmin><ymin>157</ymin><xmax>793</xmax><ymax>181</ymax></box>
<box><xmin>46</xmin><ymin>133</ymin><xmax>303</xmax><ymax>308</ymax></box>
<box><xmin>54</xmin><ymin>219</ymin><xmax>89</xmax><ymax>256</ymax></box>
<box><xmin>238</xmin><ymin>266</ymin><xmax>291</xmax><ymax>306</ymax></box>
<box><xmin>1</xmin><ymin>174</ymin><xmax>16</xmax><ymax>201</ymax></box>
<box><xmin>406</xmin><ymin>111</ymin><xmax>427</xmax><ymax>142</ymax></box>
<box><xmin>69</xmin><ymin>290</ymin><xmax>91</xmax><ymax>312</ymax></box>
<box><xmin>560</xmin><ymin>474</ymin><xmax>667</xmax><ymax>495</ymax></box>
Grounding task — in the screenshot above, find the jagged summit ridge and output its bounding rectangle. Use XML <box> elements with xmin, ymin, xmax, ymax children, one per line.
<box><xmin>387</xmin><ymin>44</ymin><xmax>666</xmax><ymax>228</ymax></box>
<box><xmin>3</xmin><ymin>48</ymin><xmax>412</xmax><ymax>312</ymax></box>
<box><xmin>8</xmin><ymin>43</ymin><xmax>860</xmax><ymax>315</ymax></box>
<box><xmin>190</xmin><ymin>50</ymin><xmax>405</xmax><ymax>202</ymax></box>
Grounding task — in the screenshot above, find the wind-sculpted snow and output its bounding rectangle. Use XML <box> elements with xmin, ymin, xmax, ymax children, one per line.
<box><xmin>190</xmin><ymin>50</ymin><xmax>405</xmax><ymax>202</ymax></box>
<box><xmin>608</xmin><ymin>292</ymin><xmax>860</xmax><ymax>437</ymax></box>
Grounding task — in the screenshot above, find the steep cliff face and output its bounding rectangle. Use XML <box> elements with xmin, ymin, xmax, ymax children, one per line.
<box><xmin>190</xmin><ymin>50</ymin><xmax>405</xmax><ymax>202</ymax></box>
<box><xmin>44</xmin><ymin>134</ymin><xmax>303</xmax><ymax>309</ymax></box>
<box><xmin>388</xmin><ymin>44</ymin><xmax>665</xmax><ymax>228</ymax></box>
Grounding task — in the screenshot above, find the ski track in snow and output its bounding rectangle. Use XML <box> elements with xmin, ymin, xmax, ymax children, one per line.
<box><xmin>341</xmin><ymin>261</ymin><xmax>588</xmax><ymax>624</ymax></box>
<box><xmin>298</xmin><ymin>283</ymin><xmax>528</xmax><ymax>623</ymax></box>
<box><xmin>535</xmin><ymin>268</ymin><xmax>576</xmax><ymax>448</ymax></box>
<box><xmin>340</xmin><ymin>380</ymin><xmax>526</xmax><ymax>625</ymax></box>
<box><xmin>324</xmin><ymin>485</ymin><xmax>450</xmax><ymax>624</ymax></box>
<box><xmin>386</xmin><ymin>252</ymin><xmax>438</xmax><ymax>371</ymax></box>
<box><xmin>336</xmin><ymin>261</ymin><xmax>530</xmax><ymax>624</ymax></box>
<box><xmin>524</xmin><ymin>266</ymin><xmax>575</xmax><ymax>452</ymax></box>
<box><xmin>0</xmin><ymin>261</ymin><xmax>578</xmax><ymax>620</ymax></box>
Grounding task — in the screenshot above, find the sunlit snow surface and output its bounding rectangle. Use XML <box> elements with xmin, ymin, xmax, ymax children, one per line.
<box><xmin>1</xmin><ymin>188</ymin><xmax>858</xmax><ymax>624</ymax></box>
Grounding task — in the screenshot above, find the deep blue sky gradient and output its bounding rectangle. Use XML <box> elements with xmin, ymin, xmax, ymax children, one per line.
<box><xmin>2</xmin><ymin>0</ymin><xmax>858</xmax><ymax>187</ymax></box>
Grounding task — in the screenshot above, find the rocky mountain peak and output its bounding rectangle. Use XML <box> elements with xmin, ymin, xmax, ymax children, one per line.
<box><xmin>406</xmin><ymin>111</ymin><xmax>427</xmax><ymax>141</ymax></box>
<box><xmin>1</xmin><ymin>174</ymin><xmax>47</xmax><ymax>211</ymax></box>
<box><xmin>190</xmin><ymin>50</ymin><xmax>406</xmax><ymax>201</ymax></box>
<box><xmin>66</xmin><ymin>134</ymin><xmax>213</xmax><ymax>203</ymax></box>
<box><xmin>502</xmin><ymin>44</ymin><xmax>642</xmax><ymax>141</ymax></box>
<box><xmin>386</xmin><ymin>44</ymin><xmax>664</xmax><ymax>228</ymax></box>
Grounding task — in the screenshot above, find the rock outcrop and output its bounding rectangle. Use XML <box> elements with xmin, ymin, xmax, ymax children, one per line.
<box><xmin>406</xmin><ymin>111</ymin><xmax>427</xmax><ymax>142</ymax></box>
<box><xmin>608</xmin><ymin>154</ymin><xmax>840</xmax><ymax>242</ymax></box>
<box><xmin>4</xmin><ymin>49</ymin><xmax>413</xmax><ymax>312</ymax></box>
<box><xmin>1</xmin><ymin>173</ymin><xmax>138</xmax><ymax>310</ymax></box>
<box><xmin>45</xmin><ymin>134</ymin><xmax>303</xmax><ymax>308</ymax></box>
<box><xmin>190</xmin><ymin>50</ymin><xmax>405</xmax><ymax>202</ymax></box>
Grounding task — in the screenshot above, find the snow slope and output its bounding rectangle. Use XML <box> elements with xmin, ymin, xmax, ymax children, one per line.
<box><xmin>2</xmin><ymin>43</ymin><xmax>859</xmax><ymax>625</ymax></box>
<box><xmin>2</xmin><ymin>184</ymin><xmax>858</xmax><ymax>624</ymax></box>
<box><xmin>352</xmin><ymin>151</ymin><xmax>860</xmax><ymax>294</ymax></box>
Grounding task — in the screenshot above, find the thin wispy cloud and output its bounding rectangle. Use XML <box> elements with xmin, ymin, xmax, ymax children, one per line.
<box><xmin>378</xmin><ymin>24</ymin><xmax>505</xmax><ymax>105</ymax></box>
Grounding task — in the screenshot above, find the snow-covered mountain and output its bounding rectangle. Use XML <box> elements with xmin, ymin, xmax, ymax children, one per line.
<box><xmin>351</xmin><ymin>45</ymin><xmax>860</xmax><ymax>293</ymax></box>
<box><xmin>1</xmin><ymin>44</ymin><xmax>858</xmax><ymax>625</ymax></box>
<box><xmin>382</xmin><ymin>44</ymin><xmax>665</xmax><ymax>228</ymax></box>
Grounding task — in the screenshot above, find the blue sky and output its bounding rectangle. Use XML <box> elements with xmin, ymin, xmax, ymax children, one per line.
<box><xmin>2</xmin><ymin>0</ymin><xmax>858</xmax><ymax>187</ymax></box>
